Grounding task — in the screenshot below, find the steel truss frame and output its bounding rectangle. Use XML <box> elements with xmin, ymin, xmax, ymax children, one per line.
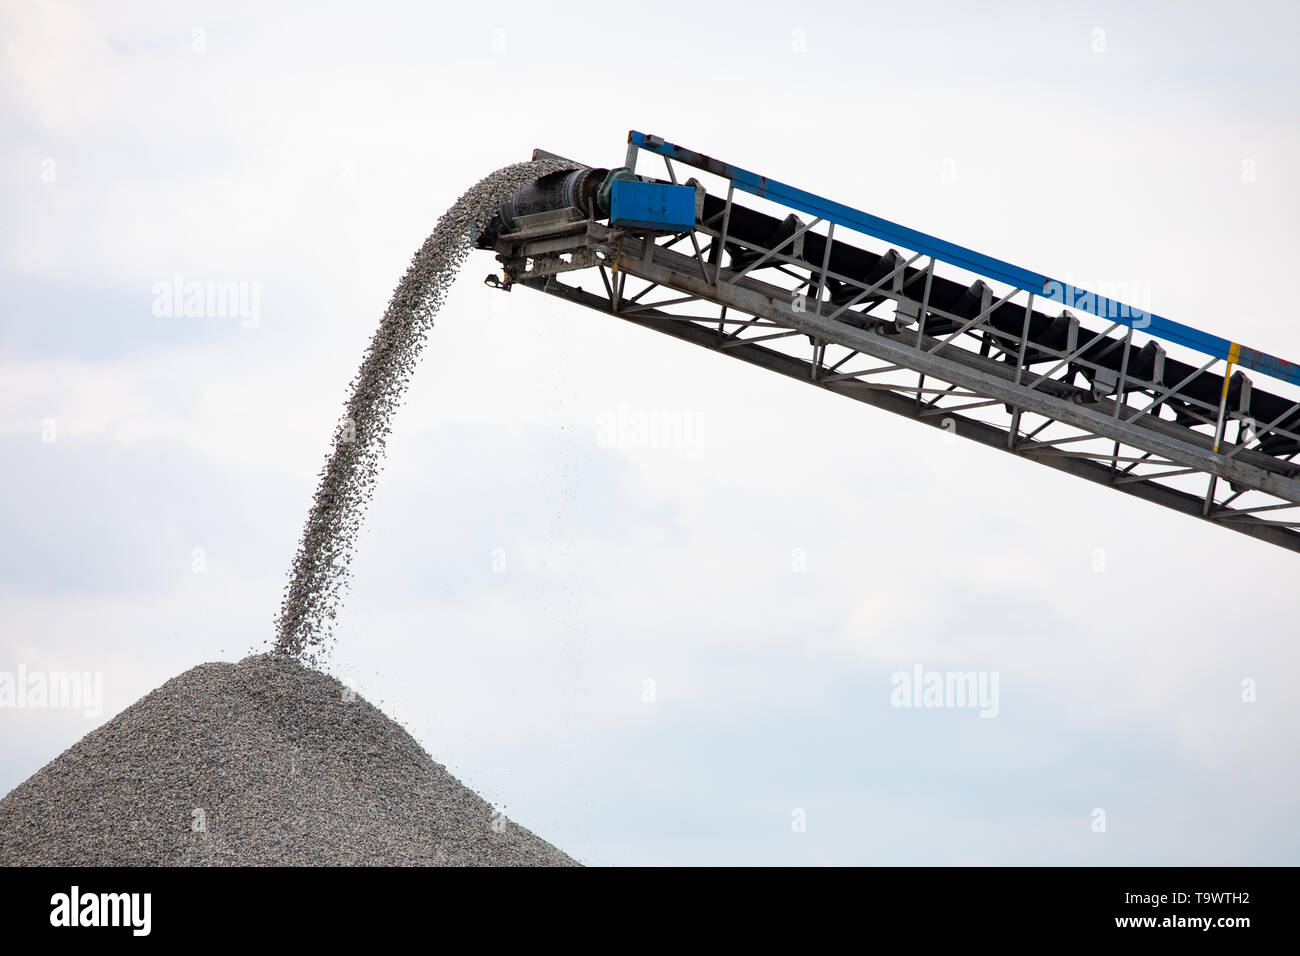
<box><xmin>486</xmin><ymin>143</ymin><xmax>1300</xmax><ymax>554</ymax></box>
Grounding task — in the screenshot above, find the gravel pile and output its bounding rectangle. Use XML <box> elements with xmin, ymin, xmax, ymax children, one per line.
<box><xmin>275</xmin><ymin>158</ymin><xmax>577</xmax><ymax>663</ymax></box>
<box><xmin>0</xmin><ymin>654</ymin><xmax>576</xmax><ymax>866</ymax></box>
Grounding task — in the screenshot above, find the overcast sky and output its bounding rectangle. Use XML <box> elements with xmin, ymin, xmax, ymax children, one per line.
<box><xmin>2</xmin><ymin>0</ymin><xmax>1298</xmax><ymax>865</ymax></box>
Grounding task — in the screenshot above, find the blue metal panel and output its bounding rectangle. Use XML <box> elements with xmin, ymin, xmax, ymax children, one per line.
<box><xmin>628</xmin><ymin>131</ymin><xmax>1300</xmax><ymax>387</ymax></box>
<box><xmin>610</xmin><ymin>179</ymin><xmax>696</xmax><ymax>232</ymax></box>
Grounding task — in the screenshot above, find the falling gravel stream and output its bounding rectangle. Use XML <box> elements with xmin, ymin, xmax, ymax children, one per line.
<box><xmin>274</xmin><ymin>158</ymin><xmax>576</xmax><ymax>663</ymax></box>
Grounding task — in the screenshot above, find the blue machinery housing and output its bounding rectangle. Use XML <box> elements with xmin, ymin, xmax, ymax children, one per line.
<box><xmin>478</xmin><ymin>132</ymin><xmax>1300</xmax><ymax>552</ymax></box>
<box><xmin>609</xmin><ymin>179</ymin><xmax>697</xmax><ymax>233</ymax></box>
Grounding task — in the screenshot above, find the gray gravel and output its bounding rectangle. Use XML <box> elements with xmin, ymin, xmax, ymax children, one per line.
<box><xmin>0</xmin><ymin>654</ymin><xmax>577</xmax><ymax>866</ymax></box>
<box><xmin>274</xmin><ymin>159</ymin><xmax>577</xmax><ymax>663</ymax></box>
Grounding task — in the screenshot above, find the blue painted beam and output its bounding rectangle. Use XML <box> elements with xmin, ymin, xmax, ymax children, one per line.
<box><xmin>628</xmin><ymin>131</ymin><xmax>1300</xmax><ymax>387</ymax></box>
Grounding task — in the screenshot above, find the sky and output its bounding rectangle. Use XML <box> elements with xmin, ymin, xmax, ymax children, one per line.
<box><xmin>2</xmin><ymin>0</ymin><xmax>1299</xmax><ymax>865</ymax></box>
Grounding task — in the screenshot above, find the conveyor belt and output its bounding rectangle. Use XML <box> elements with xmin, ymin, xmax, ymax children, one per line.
<box><xmin>477</xmin><ymin>133</ymin><xmax>1300</xmax><ymax>553</ymax></box>
<box><xmin>698</xmin><ymin>193</ymin><xmax>1300</xmax><ymax>457</ymax></box>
